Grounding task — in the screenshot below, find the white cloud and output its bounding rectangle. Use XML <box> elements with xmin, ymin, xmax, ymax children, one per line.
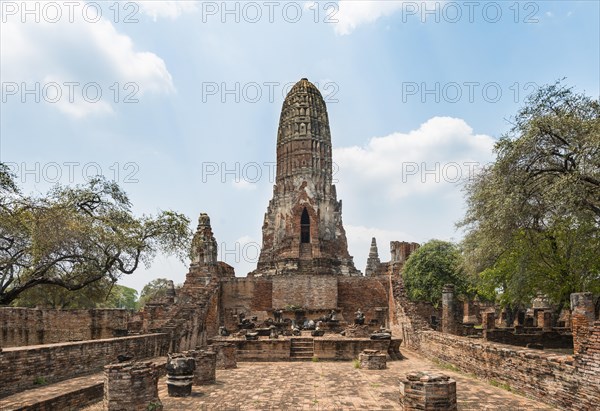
<box><xmin>137</xmin><ymin>1</ymin><xmax>199</xmax><ymax>21</ymax></box>
<box><xmin>1</xmin><ymin>5</ymin><xmax>174</xmax><ymax>118</ymax></box>
<box><xmin>334</xmin><ymin>117</ymin><xmax>495</xmax><ymax>200</ymax></box>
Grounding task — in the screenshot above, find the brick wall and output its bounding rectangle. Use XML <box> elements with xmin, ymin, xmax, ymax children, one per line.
<box><xmin>415</xmin><ymin>325</ymin><xmax>600</xmax><ymax>411</ymax></box>
<box><xmin>484</xmin><ymin>329</ymin><xmax>573</xmax><ymax>348</ymax></box>
<box><xmin>0</xmin><ymin>333</ymin><xmax>168</xmax><ymax>398</ymax></box>
<box><xmin>0</xmin><ymin>308</ymin><xmax>131</xmax><ymax>347</ymax></box>
<box><xmin>220</xmin><ymin>278</ymin><xmax>272</xmax><ymax>329</ymax></box>
<box><xmin>337</xmin><ymin>277</ymin><xmax>389</xmax><ymax>324</ymax></box>
<box><xmin>252</xmin><ymin>280</ymin><xmax>273</xmax><ymax>311</ymax></box>
<box><xmin>234</xmin><ymin>339</ymin><xmax>291</xmax><ymax>361</ymax></box>
<box><xmin>314</xmin><ymin>339</ymin><xmax>392</xmax><ymax>360</ymax></box>
<box><xmin>272</xmin><ymin>276</ymin><xmax>338</xmax><ymax>310</ymax></box>
<box><xmin>224</xmin><ymin>338</ymin><xmax>395</xmax><ymax>361</ymax></box>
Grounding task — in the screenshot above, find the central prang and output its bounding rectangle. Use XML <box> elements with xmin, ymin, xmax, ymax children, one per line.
<box><xmin>251</xmin><ymin>78</ymin><xmax>360</xmax><ymax>277</ymax></box>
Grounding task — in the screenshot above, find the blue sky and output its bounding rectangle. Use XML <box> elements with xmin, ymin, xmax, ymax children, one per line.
<box><xmin>1</xmin><ymin>1</ymin><xmax>599</xmax><ymax>293</ymax></box>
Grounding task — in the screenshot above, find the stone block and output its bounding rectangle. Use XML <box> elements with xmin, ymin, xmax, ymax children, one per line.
<box><xmin>166</xmin><ymin>355</ymin><xmax>195</xmax><ymax>397</ymax></box>
<box><xmin>210</xmin><ymin>342</ymin><xmax>237</xmax><ymax>369</ymax></box>
<box><xmin>399</xmin><ymin>371</ymin><xmax>457</xmax><ymax>411</ymax></box>
<box><xmin>358</xmin><ymin>349</ymin><xmax>386</xmax><ymax>370</ymax></box>
<box><xmin>103</xmin><ymin>361</ymin><xmax>162</xmax><ymax>411</ymax></box>
<box><xmin>184</xmin><ymin>349</ymin><xmax>217</xmax><ymax>385</ymax></box>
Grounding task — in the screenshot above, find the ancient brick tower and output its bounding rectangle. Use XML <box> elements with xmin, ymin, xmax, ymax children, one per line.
<box><xmin>252</xmin><ymin>78</ymin><xmax>360</xmax><ymax>277</ymax></box>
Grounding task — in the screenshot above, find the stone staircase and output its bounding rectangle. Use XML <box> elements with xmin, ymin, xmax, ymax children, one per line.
<box><xmin>290</xmin><ymin>337</ymin><xmax>314</xmax><ymax>360</ymax></box>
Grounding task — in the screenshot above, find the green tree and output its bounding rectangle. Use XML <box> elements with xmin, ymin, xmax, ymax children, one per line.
<box><xmin>104</xmin><ymin>284</ymin><xmax>139</xmax><ymax>309</ymax></box>
<box><xmin>0</xmin><ymin>169</ymin><xmax>192</xmax><ymax>305</ymax></box>
<box><xmin>459</xmin><ymin>82</ymin><xmax>600</xmax><ymax>308</ymax></box>
<box><xmin>402</xmin><ymin>240</ymin><xmax>468</xmax><ymax>306</ymax></box>
<box><xmin>138</xmin><ymin>278</ymin><xmax>176</xmax><ymax>307</ymax></box>
<box><xmin>12</xmin><ymin>280</ymin><xmax>138</xmax><ymax>309</ymax></box>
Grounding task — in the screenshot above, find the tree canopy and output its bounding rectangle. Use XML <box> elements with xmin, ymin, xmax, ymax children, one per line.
<box><xmin>402</xmin><ymin>239</ymin><xmax>469</xmax><ymax>306</ymax></box>
<box><xmin>0</xmin><ymin>167</ymin><xmax>192</xmax><ymax>305</ymax></box>
<box><xmin>459</xmin><ymin>82</ymin><xmax>600</xmax><ymax>308</ymax></box>
<box><xmin>138</xmin><ymin>278</ymin><xmax>178</xmax><ymax>307</ymax></box>
<box><xmin>12</xmin><ymin>281</ymin><xmax>139</xmax><ymax>309</ymax></box>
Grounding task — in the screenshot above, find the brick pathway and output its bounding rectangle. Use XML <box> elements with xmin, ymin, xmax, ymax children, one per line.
<box><xmin>83</xmin><ymin>348</ymin><xmax>555</xmax><ymax>410</ymax></box>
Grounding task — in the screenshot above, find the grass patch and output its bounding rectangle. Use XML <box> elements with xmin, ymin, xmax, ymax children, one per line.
<box><xmin>311</xmin><ymin>356</ymin><xmax>319</xmax><ymax>362</ymax></box>
<box><xmin>147</xmin><ymin>401</ymin><xmax>162</xmax><ymax>411</ymax></box>
<box><xmin>33</xmin><ymin>376</ymin><xmax>47</xmax><ymax>385</ymax></box>
<box><xmin>489</xmin><ymin>379</ymin><xmax>512</xmax><ymax>392</ymax></box>
<box><xmin>431</xmin><ymin>357</ymin><xmax>460</xmax><ymax>373</ymax></box>
<box><xmin>352</xmin><ymin>358</ymin><xmax>361</xmax><ymax>369</ymax></box>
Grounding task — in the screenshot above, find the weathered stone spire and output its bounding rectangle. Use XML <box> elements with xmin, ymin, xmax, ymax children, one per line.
<box><xmin>365</xmin><ymin>237</ymin><xmax>381</xmax><ymax>276</ymax></box>
<box><xmin>190</xmin><ymin>213</ymin><xmax>217</xmax><ymax>265</ymax></box>
<box><xmin>253</xmin><ymin>78</ymin><xmax>360</xmax><ymax>276</ymax></box>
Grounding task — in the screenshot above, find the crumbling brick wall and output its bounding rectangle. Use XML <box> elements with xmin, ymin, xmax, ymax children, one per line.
<box><xmin>0</xmin><ymin>308</ymin><xmax>132</xmax><ymax>347</ymax></box>
<box><xmin>415</xmin><ymin>323</ymin><xmax>600</xmax><ymax>411</ymax></box>
<box><xmin>0</xmin><ymin>333</ymin><xmax>168</xmax><ymax>398</ymax></box>
<box><xmin>337</xmin><ymin>277</ymin><xmax>389</xmax><ymax>324</ymax></box>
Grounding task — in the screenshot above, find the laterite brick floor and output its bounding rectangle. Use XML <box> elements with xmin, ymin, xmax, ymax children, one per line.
<box><xmin>84</xmin><ymin>348</ymin><xmax>555</xmax><ymax>410</ymax></box>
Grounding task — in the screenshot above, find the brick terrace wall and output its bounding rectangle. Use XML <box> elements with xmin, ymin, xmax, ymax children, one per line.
<box><xmin>272</xmin><ymin>276</ymin><xmax>338</xmax><ymax>310</ymax></box>
<box><xmin>224</xmin><ymin>338</ymin><xmax>395</xmax><ymax>361</ymax></box>
<box><xmin>416</xmin><ymin>327</ymin><xmax>600</xmax><ymax>411</ymax></box>
<box><xmin>314</xmin><ymin>339</ymin><xmax>392</xmax><ymax>360</ymax></box>
<box><xmin>233</xmin><ymin>339</ymin><xmax>291</xmax><ymax>361</ymax></box>
<box><xmin>337</xmin><ymin>277</ymin><xmax>389</xmax><ymax>324</ymax></box>
<box><xmin>0</xmin><ymin>308</ymin><xmax>131</xmax><ymax>347</ymax></box>
<box><xmin>0</xmin><ymin>333</ymin><xmax>168</xmax><ymax>398</ymax></box>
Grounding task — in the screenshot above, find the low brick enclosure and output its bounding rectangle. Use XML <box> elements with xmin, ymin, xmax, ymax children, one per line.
<box><xmin>0</xmin><ymin>307</ymin><xmax>134</xmax><ymax>347</ymax></box>
<box><xmin>415</xmin><ymin>324</ymin><xmax>600</xmax><ymax>410</ymax></box>
<box><xmin>0</xmin><ymin>333</ymin><xmax>168</xmax><ymax>398</ymax></box>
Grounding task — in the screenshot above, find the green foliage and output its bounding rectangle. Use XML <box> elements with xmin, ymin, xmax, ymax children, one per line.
<box><xmin>0</xmin><ymin>172</ymin><xmax>192</xmax><ymax>306</ymax></box>
<box><xmin>311</xmin><ymin>356</ymin><xmax>319</xmax><ymax>362</ymax></box>
<box><xmin>12</xmin><ymin>281</ymin><xmax>138</xmax><ymax>309</ymax></box>
<box><xmin>459</xmin><ymin>81</ymin><xmax>600</xmax><ymax>308</ymax></box>
<box><xmin>352</xmin><ymin>358</ymin><xmax>360</xmax><ymax>369</ymax></box>
<box><xmin>402</xmin><ymin>240</ymin><xmax>469</xmax><ymax>306</ymax></box>
<box><xmin>489</xmin><ymin>379</ymin><xmax>512</xmax><ymax>392</ymax></box>
<box><xmin>33</xmin><ymin>376</ymin><xmax>47</xmax><ymax>385</ymax></box>
<box><xmin>138</xmin><ymin>278</ymin><xmax>177</xmax><ymax>307</ymax></box>
<box><xmin>146</xmin><ymin>401</ymin><xmax>162</xmax><ymax>411</ymax></box>
<box><xmin>105</xmin><ymin>284</ymin><xmax>139</xmax><ymax>309</ymax></box>
<box><xmin>431</xmin><ymin>357</ymin><xmax>461</xmax><ymax>373</ymax></box>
